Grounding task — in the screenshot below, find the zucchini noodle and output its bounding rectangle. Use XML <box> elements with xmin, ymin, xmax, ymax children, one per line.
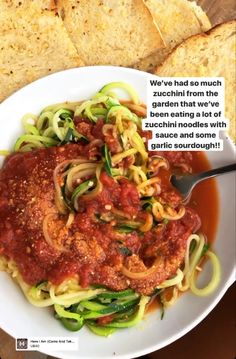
<box><xmin>42</xmin><ymin>214</ymin><xmax>69</xmax><ymax>252</ymax></box>
<box><xmin>52</xmin><ymin>109</ymin><xmax>73</xmax><ymax>140</ymax></box>
<box><xmin>66</xmin><ymin>212</ymin><xmax>75</xmax><ymax>228</ymax></box>
<box><xmin>74</xmin><ymin>96</ymin><xmax>110</xmax><ymax>121</ymax></box>
<box><xmin>137</xmin><ymin>177</ymin><xmax>161</xmax><ymax>196</ymax></box>
<box><xmin>152</xmin><ymin>201</ymin><xmax>185</xmax><ymax>221</ymax></box>
<box><xmin>0</xmin><ymin>81</ymin><xmax>221</xmax><ymax>337</ymax></box>
<box><xmin>53</xmin><ymin>158</ymin><xmax>93</xmax><ymax>213</ymax></box>
<box><xmin>157</xmin><ymin>269</ymin><xmax>184</xmax><ymax>289</ymax></box>
<box><xmin>82</xmin><ymin>164</ymin><xmax>103</xmax><ymax>200</ymax></box>
<box><xmin>14</xmin><ymin>135</ymin><xmax>58</xmax><ymax>151</ymax></box>
<box><xmin>99</xmin><ymin>82</ymin><xmax>140</xmax><ymax>104</ymax></box>
<box><xmin>148</xmin><ymin>156</ymin><xmax>169</xmax><ymax>176</ymax></box>
<box><xmin>177</xmin><ymin>234</ymin><xmax>221</xmax><ymax>296</ymax></box>
<box><xmin>129</xmin><ymin>165</ymin><xmax>148</xmax><ymax>185</ymax></box>
<box><xmin>139</xmin><ymin>212</ymin><xmax>153</xmax><ymax>232</ymax></box>
<box><xmin>189</xmin><ymin>250</ymin><xmax>221</xmax><ymax>296</ymax></box>
<box><xmin>158</xmin><ymin>234</ymin><xmax>221</xmax><ymax>309</ymax></box>
<box><xmin>120</xmin><ymin>101</ymin><xmax>147</xmax><ymax>117</ymax></box>
<box><xmin>66</xmin><ymin>163</ymin><xmax>97</xmax><ymax>192</ymax></box>
<box><xmin>122</xmin><ymin>257</ymin><xmax>163</xmax><ymax>280</ymax></box>
<box><xmin>107</xmin><ymin>105</ymin><xmax>138</xmax><ymax>125</ymax></box>
<box><xmin>111</xmin><ymin>148</ymin><xmax>137</xmax><ymax>164</ymax></box>
<box><xmin>123</xmin><ymin>128</ymin><xmax>148</xmax><ymax>162</ymax></box>
<box><xmin>49</xmin><ymin>286</ymin><xmax>104</xmax><ymax>306</ymax></box>
<box><xmin>160</xmin><ymin>287</ymin><xmax>179</xmax><ymax>308</ymax></box>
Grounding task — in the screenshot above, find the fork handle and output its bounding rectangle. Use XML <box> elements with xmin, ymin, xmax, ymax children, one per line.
<box><xmin>194</xmin><ymin>163</ymin><xmax>236</xmax><ymax>182</ymax></box>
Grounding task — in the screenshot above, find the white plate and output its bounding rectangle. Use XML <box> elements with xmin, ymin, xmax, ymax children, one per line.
<box><xmin>0</xmin><ymin>66</ymin><xmax>235</xmax><ymax>359</ymax></box>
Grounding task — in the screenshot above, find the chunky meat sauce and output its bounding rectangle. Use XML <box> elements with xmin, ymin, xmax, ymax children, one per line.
<box><xmin>0</xmin><ymin>140</ymin><xmax>203</xmax><ymax>295</ymax></box>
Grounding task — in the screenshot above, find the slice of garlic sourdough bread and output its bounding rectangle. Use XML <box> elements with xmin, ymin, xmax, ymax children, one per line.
<box><xmin>134</xmin><ymin>0</ymin><xmax>211</xmax><ymax>72</ymax></box>
<box><xmin>55</xmin><ymin>0</ymin><xmax>164</xmax><ymax>67</ymax></box>
<box><xmin>0</xmin><ymin>1</ymin><xmax>84</xmax><ymax>102</ymax></box>
<box><xmin>155</xmin><ymin>20</ymin><xmax>236</xmax><ymax>142</ymax></box>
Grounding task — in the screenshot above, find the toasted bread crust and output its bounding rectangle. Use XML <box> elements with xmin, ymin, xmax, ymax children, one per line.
<box><xmin>133</xmin><ymin>0</ymin><xmax>211</xmax><ymax>72</ymax></box>
<box><xmin>155</xmin><ymin>20</ymin><xmax>236</xmax><ymax>142</ymax></box>
<box><xmin>55</xmin><ymin>0</ymin><xmax>164</xmax><ymax>67</ymax></box>
<box><xmin>0</xmin><ymin>1</ymin><xmax>84</xmax><ymax>102</ymax></box>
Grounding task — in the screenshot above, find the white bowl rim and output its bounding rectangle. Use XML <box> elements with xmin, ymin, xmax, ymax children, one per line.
<box><xmin>0</xmin><ymin>66</ymin><xmax>235</xmax><ymax>359</ymax></box>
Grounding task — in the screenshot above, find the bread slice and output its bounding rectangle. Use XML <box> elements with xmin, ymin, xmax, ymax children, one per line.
<box><xmin>156</xmin><ymin>20</ymin><xmax>236</xmax><ymax>142</ymax></box>
<box><xmin>133</xmin><ymin>0</ymin><xmax>211</xmax><ymax>72</ymax></box>
<box><xmin>2</xmin><ymin>0</ymin><xmax>57</xmax><ymax>10</ymax></box>
<box><xmin>0</xmin><ymin>1</ymin><xmax>84</xmax><ymax>102</ymax></box>
<box><xmin>55</xmin><ymin>0</ymin><xmax>164</xmax><ymax>67</ymax></box>
<box><xmin>187</xmin><ymin>1</ymin><xmax>211</xmax><ymax>31</ymax></box>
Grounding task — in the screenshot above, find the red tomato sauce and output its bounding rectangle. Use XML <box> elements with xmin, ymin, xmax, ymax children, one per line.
<box><xmin>0</xmin><ymin>143</ymin><xmax>218</xmax><ymax>295</ymax></box>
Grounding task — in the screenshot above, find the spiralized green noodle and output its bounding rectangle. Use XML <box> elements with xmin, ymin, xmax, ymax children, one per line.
<box><xmin>157</xmin><ymin>269</ymin><xmax>184</xmax><ymax>289</ymax></box>
<box><xmin>0</xmin><ymin>82</ymin><xmax>221</xmax><ymax>336</ymax></box>
<box><xmin>99</xmin><ymin>82</ymin><xmax>140</xmax><ymax>104</ymax></box>
<box><xmin>158</xmin><ymin>234</ymin><xmax>221</xmax><ymax>308</ymax></box>
<box><xmin>189</xmin><ymin>250</ymin><xmax>221</xmax><ymax>296</ymax></box>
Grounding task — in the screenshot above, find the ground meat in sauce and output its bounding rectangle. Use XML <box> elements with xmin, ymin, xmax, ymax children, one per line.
<box><xmin>0</xmin><ymin>144</ymin><xmax>201</xmax><ymax>295</ymax></box>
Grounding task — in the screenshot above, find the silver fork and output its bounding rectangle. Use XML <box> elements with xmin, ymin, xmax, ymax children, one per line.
<box><xmin>170</xmin><ymin>163</ymin><xmax>236</xmax><ymax>200</ymax></box>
